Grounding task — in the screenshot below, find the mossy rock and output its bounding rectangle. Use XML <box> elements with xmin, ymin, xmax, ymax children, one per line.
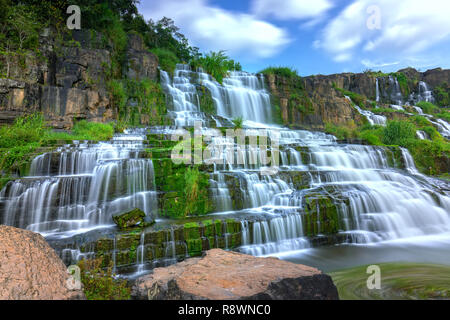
<box><xmin>303</xmin><ymin>195</ymin><xmax>340</xmax><ymax>236</ymax></box>
<box><xmin>112</xmin><ymin>208</ymin><xmax>147</xmax><ymax>229</ymax></box>
<box><xmin>186</xmin><ymin>238</ymin><xmax>202</xmax><ymax>256</ymax></box>
<box><xmin>184</xmin><ymin>222</ymin><xmax>201</xmax><ymax>240</ymax></box>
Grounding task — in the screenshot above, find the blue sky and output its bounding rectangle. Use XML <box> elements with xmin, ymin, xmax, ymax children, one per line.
<box><xmin>138</xmin><ymin>0</ymin><xmax>450</xmax><ymax>76</ymax></box>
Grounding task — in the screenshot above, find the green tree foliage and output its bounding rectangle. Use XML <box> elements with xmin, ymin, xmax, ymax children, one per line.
<box><xmin>145</xmin><ymin>17</ymin><xmax>198</xmax><ymax>63</ymax></box>
<box><xmin>149</xmin><ymin>47</ymin><xmax>179</xmax><ymax>75</ymax></box>
<box><xmin>191</xmin><ymin>50</ymin><xmax>242</xmax><ymax>83</ymax></box>
<box><xmin>259</xmin><ymin>66</ymin><xmax>299</xmax><ymax>79</ymax></box>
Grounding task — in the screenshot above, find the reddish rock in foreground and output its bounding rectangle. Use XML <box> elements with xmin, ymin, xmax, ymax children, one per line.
<box><xmin>0</xmin><ymin>225</ymin><xmax>85</xmax><ymax>300</ymax></box>
<box><xmin>132</xmin><ymin>249</ymin><xmax>339</xmax><ymax>300</ymax></box>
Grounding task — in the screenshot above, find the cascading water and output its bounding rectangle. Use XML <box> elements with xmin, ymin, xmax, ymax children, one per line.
<box><xmin>389</xmin><ymin>75</ymin><xmax>404</xmax><ymax>105</ymax></box>
<box><xmin>160</xmin><ymin>64</ymin><xmax>272</xmax><ymax>126</ymax></box>
<box><xmin>0</xmin><ymin>129</ymin><xmax>158</xmax><ymax>238</ymax></box>
<box><xmin>162</xmin><ymin>65</ymin><xmax>450</xmax><ymax>258</ymax></box>
<box><xmin>1</xmin><ymin>63</ymin><xmax>449</xmax><ymax>273</ymax></box>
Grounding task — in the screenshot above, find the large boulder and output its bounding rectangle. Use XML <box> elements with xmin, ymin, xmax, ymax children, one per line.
<box><xmin>132</xmin><ymin>249</ymin><xmax>339</xmax><ymax>300</ymax></box>
<box><xmin>0</xmin><ymin>225</ymin><xmax>85</xmax><ymax>300</ymax></box>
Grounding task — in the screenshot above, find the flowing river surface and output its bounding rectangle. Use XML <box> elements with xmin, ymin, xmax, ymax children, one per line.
<box><xmin>1</xmin><ymin>64</ymin><xmax>449</xmax><ymax>275</ymax></box>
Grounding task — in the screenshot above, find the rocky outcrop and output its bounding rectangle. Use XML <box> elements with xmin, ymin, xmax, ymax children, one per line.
<box><xmin>265</xmin><ymin>73</ymin><xmax>364</xmax><ymax>130</ymax></box>
<box><xmin>0</xmin><ymin>29</ymin><xmax>114</xmax><ymax>128</ymax></box>
<box><xmin>125</xmin><ymin>33</ymin><xmax>158</xmax><ymax>82</ymax></box>
<box><xmin>0</xmin><ymin>29</ymin><xmax>158</xmax><ymax>128</ymax></box>
<box><xmin>131</xmin><ymin>249</ymin><xmax>339</xmax><ymax>300</ymax></box>
<box><xmin>0</xmin><ymin>225</ymin><xmax>85</xmax><ymax>300</ymax></box>
<box><xmin>265</xmin><ymin>67</ymin><xmax>449</xmax><ymax>129</ymax></box>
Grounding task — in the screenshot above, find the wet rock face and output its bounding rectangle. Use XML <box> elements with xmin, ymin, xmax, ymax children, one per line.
<box><xmin>0</xmin><ymin>225</ymin><xmax>85</xmax><ymax>300</ymax></box>
<box><xmin>132</xmin><ymin>249</ymin><xmax>339</xmax><ymax>300</ymax></box>
<box><xmin>125</xmin><ymin>33</ymin><xmax>158</xmax><ymax>82</ymax></box>
<box><xmin>0</xmin><ymin>29</ymin><xmax>124</xmax><ymax>128</ymax></box>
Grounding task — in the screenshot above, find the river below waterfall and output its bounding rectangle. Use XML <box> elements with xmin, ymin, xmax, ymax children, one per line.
<box><xmin>1</xmin><ymin>64</ymin><xmax>449</xmax><ymax>277</ymax></box>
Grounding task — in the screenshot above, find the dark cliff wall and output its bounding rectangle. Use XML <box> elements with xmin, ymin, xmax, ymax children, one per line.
<box><xmin>265</xmin><ymin>68</ymin><xmax>450</xmax><ymax>130</ymax></box>
<box><xmin>265</xmin><ymin>73</ymin><xmax>365</xmax><ymax>130</ymax></box>
<box><xmin>0</xmin><ymin>29</ymin><xmax>158</xmax><ymax>129</ymax></box>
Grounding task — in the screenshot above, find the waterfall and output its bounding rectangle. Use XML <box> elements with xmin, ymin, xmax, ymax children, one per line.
<box><xmin>375</xmin><ymin>78</ymin><xmax>380</xmax><ymax>103</ymax></box>
<box><xmin>1</xmin><ymin>63</ymin><xmax>449</xmax><ymax>269</ymax></box>
<box><xmin>160</xmin><ymin>64</ymin><xmax>272</xmax><ymax>126</ymax></box>
<box><xmin>160</xmin><ymin>64</ymin><xmax>450</xmax><ymax>257</ymax></box>
<box><xmin>416</xmin><ymin>130</ymin><xmax>429</xmax><ymax>140</ymax></box>
<box><xmin>389</xmin><ymin>75</ymin><xmax>404</xmax><ymax>105</ymax></box>
<box><xmin>354</xmin><ymin>104</ymin><xmax>386</xmax><ymax>126</ymax></box>
<box><xmin>0</xmin><ymin>129</ymin><xmax>157</xmax><ymax>237</ymax></box>
<box><xmin>410</xmin><ymin>81</ymin><xmax>435</xmax><ymax>104</ymax></box>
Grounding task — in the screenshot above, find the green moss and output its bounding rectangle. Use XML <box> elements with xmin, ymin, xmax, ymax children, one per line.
<box><xmin>186</xmin><ymin>238</ymin><xmax>203</xmax><ymax>256</ymax></box>
<box><xmin>112</xmin><ymin>208</ymin><xmax>146</xmax><ymax>229</ymax></box>
<box><xmin>198</xmin><ymin>86</ymin><xmax>216</xmax><ymax>115</ymax></box>
<box><xmin>214</xmin><ymin>220</ymin><xmax>223</xmax><ymax>236</ymax></box>
<box><xmin>334</xmin><ymin>86</ymin><xmax>367</xmax><ymax>107</ymax></box>
<box><xmin>78</xmin><ymin>258</ymin><xmax>131</xmax><ymax>300</ymax></box>
<box><xmin>202</xmin><ymin>219</ymin><xmax>215</xmax><ymax>237</ymax></box>
<box><xmin>159</xmin><ymin>165</ymin><xmax>213</xmax><ymax>218</ymax></box>
<box><xmin>303</xmin><ymin>195</ymin><xmax>340</xmax><ymax>236</ymax></box>
<box><xmin>394</xmin><ymin>72</ymin><xmax>410</xmax><ymax>96</ymax></box>
<box><xmin>433</xmin><ymin>84</ymin><xmax>450</xmax><ymax>107</ymax></box>
<box><xmin>184</xmin><ymin>222</ymin><xmax>201</xmax><ymax>240</ymax></box>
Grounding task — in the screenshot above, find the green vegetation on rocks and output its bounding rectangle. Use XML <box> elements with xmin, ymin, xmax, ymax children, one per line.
<box><xmin>325</xmin><ymin>117</ymin><xmax>449</xmax><ymax>176</ymax></box>
<box><xmin>191</xmin><ymin>50</ymin><xmax>242</xmax><ymax>84</ymax></box>
<box><xmin>107</xmin><ymin>78</ymin><xmax>167</xmax><ymax>127</ymax></box>
<box><xmin>0</xmin><ymin>114</ymin><xmax>114</xmax><ymax>176</ymax></box>
<box><xmin>259</xmin><ymin>66</ymin><xmax>299</xmax><ymax>79</ymax></box>
<box><xmin>157</xmin><ymin>162</ymin><xmax>213</xmax><ymax>218</ymax></box>
<box><xmin>78</xmin><ymin>258</ymin><xmax>131</xmax><ymax>300</ymax></box>
<box><xmin>112</xmin><ymin>208</ymin><xmax>147</xmax><ymax>229</ymax></box>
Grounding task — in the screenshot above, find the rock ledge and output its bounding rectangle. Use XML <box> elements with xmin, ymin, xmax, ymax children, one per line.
<box><xmin>132</xmin><ymin>249</ymin><xmax>339</xmax><ymax>300</ymax></box>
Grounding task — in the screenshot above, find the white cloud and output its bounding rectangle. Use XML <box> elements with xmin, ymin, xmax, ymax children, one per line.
<box><xmin>138</xmin><ymin>0</ymin><xmax>291</xmax><ymax>59</ymax></box>
<box><xmin>361</xmin><ymin>59</ymin><xmax>399</xmax><ymax>68</ymax></box>
<box><xmin>251</xmin><ymin>0</ymin><xmax>333</xmax><ymax>20</ymax></box>
<box><xmin>315</xmin><ymin>0</ymin><xmax>450</xmax><ymax>63</ymax></box>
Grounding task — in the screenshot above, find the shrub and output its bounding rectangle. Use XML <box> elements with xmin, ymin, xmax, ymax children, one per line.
<box><xmin>433</xmin><ymin>84</ymin><xmax>449</xmax><ymax>107</ymax></box>
<box><xmin>71</xmin><ymin>120</ymin><xmax>115</xmax><ymax>141</ymax></box>
<box><xmin>232</xmin><ymin>117</ymin><xmax>244</xmax><ymax>129</ymax></box>
<box><xmin>325</xmin><ymin>121</ymin><xmax>359</xmax><ymax>140</ymax></box>
<box><xmin>0</xmin><ymin>113</ymin><xmax>46</xmax><ymax>148</ymax></box>
<box><xmin>259</xmin><ymin>66</ymin><xmax>299</xmax><ymax>79</ymax></box>
<box><xmin>150</xmin><ymin>47</ymin><xmax>179</xmax><ymax>75</ymax></box>
<box><xmin>416</xmin><ymin>101</ymin><xmax>439</xmax><ymax>114</ymax></box>
<box><xmin>382</xmin><ymin>121</ymin><xmax>416</xmax><ymax>145</ymax></box>
<box><xmin>191</xmin><ymin>50</ymin><xmax>241</xmax><ymax>84</ymax></box>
